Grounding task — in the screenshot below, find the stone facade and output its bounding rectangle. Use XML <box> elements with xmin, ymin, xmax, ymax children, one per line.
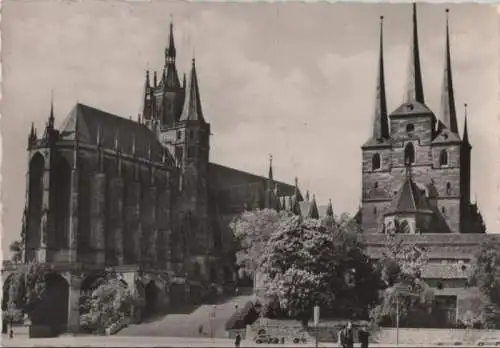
<box><xmin>5</xmin><ymin>22</ymin><xmax>300</xmax><ymax>335</ymax></box>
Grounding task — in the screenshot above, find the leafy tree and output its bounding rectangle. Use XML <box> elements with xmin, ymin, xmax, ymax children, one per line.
<box><xmin>2</xmin><ymin>262</ymin><xmax>51</xmax><ymax>321</ymax></box>
<box><xmin>9</xmin><ymin>240</ymin><xmax>23</xmax><ymax>263</ymax></box>
<box><xmin>371</xmin><ymin>235</ymin><xmax>434</xmax><ymax>327</ymax></box>
<box><xmin>80</xmin><ymin>272</ymin><xmax>137</xmax><ymax>334</ymax></box>
<box><xmin>230</xmin><ymin>208</ymin><xmax>291</xmax><ymax>282</ymax></box>
<box><xmin>469</xmin><ymin>243</ymin><xmax>500</xmax><ymax>328</ymax></box>
<box><xmin>261</xmin><ymin>215</ymin><xmax>379</xmax><ymax>326</ymax></box>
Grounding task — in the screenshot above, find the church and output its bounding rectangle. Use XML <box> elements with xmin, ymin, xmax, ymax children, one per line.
<box><xmin>356</xmin><ymin>4</ymin><xmax>500</xmax><ymax>327</ymax></box>
<box><xmin>3</xmin><ymin>21</ymin><xmax>300</xmax><ymax>334</ymax></box>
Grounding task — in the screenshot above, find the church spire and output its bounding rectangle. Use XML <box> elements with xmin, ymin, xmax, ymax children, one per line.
<box><xmin>268</xmin><ymin>155</ymin><xmax>273</xmax><ymax>181</ymax></box>
<box><xmin>373</xmin><ymin>16</ymin><xmax>389</xmax><ymax>140</ymax></box>
<box><xmin>165</xmin><ymin>19</ymin><xmax>176</xmax><ymax>64</ymax></box>
<box><xmin>405</xmin><ymin>3</ymin><xmax>425</xmax><ymax>104</ymax></box>
<box><xmin>163</xmin><ymin>19</ymin><xmax>181</xmax><ymax>89</ymax></box>
<box><xmin>48</xmin><ymin>90</ymin><xmax>55</xmax><ymax>129</ymax></box>
<box><xmin>179</xmin><ymin>58</ymin><xmax>205</xmax><ymax>122</ymax></box>
<box><xmin>462</xmin><ymin>103</ymin><xmax>471</xmax><ymax>146</ymax></box>
<box><xmin>439</xmin><ymin>9</ymin><xmax>459</xmax><ymax>134</ymax></box>
<box><xmin>308</xmin><ymin>194</ymin><xmax>319</xmax><ymax>219</ymax></box>
<box><xmin>326</xmin><ymin>199</ymin><xmax>334</xmax><ymax>217</ymax></box>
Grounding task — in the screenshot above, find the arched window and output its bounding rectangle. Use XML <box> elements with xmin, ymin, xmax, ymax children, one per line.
<box><xmin>373</xmin><ymin>207</ymin><xmax>377</xmax><ymax>214</ymax></box>
<box><xmin>446</xmin><ymin>182</ymin><xmax>451</xmax><ymax>195</ymax></box>
<box><xmin>374</xmin><ymin>182</ymin><xmax>379</xmax><ymax>189</ymax></box>
<box><xmin>404</xmin><ymin>142</ymin><xmax>415</xmax><ymax>164</ymax></box>
<box><xmin>372</xmin><ymin>153</ymin><xmax>381</xmax><ymax>170</ymax></box>
<box><xmin>439</xmin><ymin>150</ymin><xmax>448</xmax><ymax>166</ymax></box>
<box><xmin>441</xmin><ymin>206</ymin><xmax>447</xmax><ymax>216</ymax></box>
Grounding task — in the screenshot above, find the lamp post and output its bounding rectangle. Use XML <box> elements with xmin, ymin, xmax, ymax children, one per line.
<box><xmin>393</xmin><ymin>284</ymin><xmax>419</xmax><ymax>347</ymax></box>
<box><xmin>211</xmin><ymin>305</ymin><xmax>216</xmax><ymax>341</ymax></box>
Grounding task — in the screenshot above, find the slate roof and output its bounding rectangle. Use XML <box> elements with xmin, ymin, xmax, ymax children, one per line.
<box><xmin>432</xmin><ymin>123</ymin><xmax>462</xmax><ymax>144</ymax></box>
<box><xmin>58</xmin><ymin>103</ymin><xmax>166</xmax><ymax>162</ymax></box>
<box><xmin>386</xmin><ymin>176</ymin><xmax>433</xmax><ymax>215</ymax></box>
<box><xmin>390</xmin><ymin>101</ymin><xmax>434</xmax><ymax>117</ymax></box>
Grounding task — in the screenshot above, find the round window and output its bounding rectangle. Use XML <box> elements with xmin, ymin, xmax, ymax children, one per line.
<box><xmin>406</xmin><ymin>124</ymin><xmax>415</xmax><ymax>133</ymax></box>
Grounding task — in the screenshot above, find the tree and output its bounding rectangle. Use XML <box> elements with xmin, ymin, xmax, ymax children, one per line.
<box><xmin>261</xmin><ymin>215</ymin><xmax>379</xmax><ymax>326</ymax></box>
<box><xmin>468</xmin><ymin>243</ymin><xmax>500</xmax><ymax>328</ymax></box>
<box><xmin>371</xmin><ymin>235</ymin><xmax>434</xmax><ymax>327</ymax></box>
<box><xmin>9</xmin><ymin>240</ymin><xmax>23</xmax><ymax>263</ymax></box>
<box><xmin>3</xmin><ymin>262</ymin><xmax>51</xmax><ymax>321</ymax></box>
<box><xmin>80</xmin><ymin>272</ymin><xmax>137</xmax><ymax>334</ymax></box>
<box><xmin>230</xmin><ymin>208</ymin><xmax>291</xmax><ymax>282</ymax></box>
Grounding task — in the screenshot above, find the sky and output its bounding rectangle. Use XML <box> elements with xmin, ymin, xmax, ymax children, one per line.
<box><xmin>1</xmin><ymin>0</ymin><xmax>499</xmax><ymax>255</ymax></box>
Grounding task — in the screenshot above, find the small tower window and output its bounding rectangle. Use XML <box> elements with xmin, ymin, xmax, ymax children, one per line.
<box><xmin>439</xmin><ymin>150</ymin><xmax>448</xmax><ymax>166</ymax></box>
<box><xmin>446</xmin><ymin>182</ymin><xmax>451</xmax><ymax>195</ymax></box>
<box><xmin>374</xmin><ymin>182</ymin><xmax>379</xmax><ymax>189</ymax></box>
<box><xmin>406</xmin><ymin>123</ymin><xmax>415</xmax><ymax>133</ymax></box>
<box><xmin>441</xmin><ymin>206</ymin><xmax>447</xmax><ymax>215</ymax></box>
<box><xmin>404</xmin><ymin>142</ymin><xmax>415</xmax><ymax>164</ymax></box>
<box><xmin>176</xmin><ymin>130</ymin><xmax>181</xmax><ymax>140</ymax></box>
<box><xmin>373</xmin><ymin>207</ymin><xmax>377</xmax><ymax>214</ymax></box>
<box><xmin>372</xmin><ymin>153</ymin><xmax>381</xmax><ymax>170</ymax></box>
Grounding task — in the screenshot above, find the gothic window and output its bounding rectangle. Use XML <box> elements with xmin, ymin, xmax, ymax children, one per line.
<box><xmin>176</xmin><ymin>130</ymin><xmax>181</xmax><ymax>140</ymax></box>
<box><xmin>404</xmin><ymin>142</ymin><xmax>415</xmax><ymax>164</ymax></box>
<box><xmin>446</xmin><ymin>182</ymin><xmax>451</xmax><ymax>195</ymax></box>
<box><xmin>373</xmin><ymin>207</ymin><xmax>377</xmax><ymax>214</ymax></box>
<box><xmin>441</xmin><ymin>206</ymin><xmax>447</xmax><ymax>216</ymax></box>
<box><xmin>372</xmin><ymin>153</ymin><xmax>381</xmax><ymax>170</ymax></box>
<box><xmin>439</xmin><ymin>150</ymin><xmax>448</xmax><ymax>166</ymax></box>
<box><xmin>374</xmin><ymin>182</ymin><xmax>379</xmax><ymax>189</ymax></box>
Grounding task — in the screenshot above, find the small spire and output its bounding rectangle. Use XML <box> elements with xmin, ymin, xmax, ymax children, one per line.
<box><xmin>48</xmin><ymin>90</ymin><xmax>55</xmax><ymax>129</ymax></box>
<box><xmin>308</xmin><ymin>194</ymin><xmax>319</xmax><ymax>219</ymax></box>
<box><xmin>326</xmin><ymin>199</ymin><xmax>334</xmax><ymax>217</ymax></box>
<box><xmin>462</xmin><ymin>103</ymin><xmax>470</xmax><ymax>144</ymax></box>
<box><xmin>439</xmin><ymin>8</ymin><xmax>459</xmax><ymax>134</ymax></box>
<box><xmin>305</xmin><ymin>190</ymin><xmax>310</xmax><ymax>202</ymax></box>
<box><xmin>405</xmin><ymin>3</ymin><xmax>425</xmax><ymax>104</ymax></box>
<box><xmin>268</xmin><ymin>155</ymin><xmax>273</xmax><ymax>181</ymax></box>
<box><xmin>153</xmin><ymin>71</ymin><xmax>157</xmax><ymax>87</ymax></box>
<box><xmin>146</xmin><ymin>70</ymin><xmax>151</xmax><ymax>88</ymax></box>
<box><xmin>179</xmin><ymin>57</ymin><xmax>205</xmax><ymax>122</ymax></box>
<box><xmin>373</xmin><ymin>15</ymin><xmax>389</xmax><ymax>139</ymax></box>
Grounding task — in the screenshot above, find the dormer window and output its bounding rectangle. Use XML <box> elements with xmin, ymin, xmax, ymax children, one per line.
<box><xmin>372</xmin><ymin>153</ymin><xmax>381</xmax><ymax>170</ymax></box>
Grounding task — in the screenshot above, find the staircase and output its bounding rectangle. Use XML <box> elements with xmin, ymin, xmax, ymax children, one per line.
<box><xmin>117</xmin><ymin>288</ymin><xmax>254</xmax><ymax>338</ymax></box>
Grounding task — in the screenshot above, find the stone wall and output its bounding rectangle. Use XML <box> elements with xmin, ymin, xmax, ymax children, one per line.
<box><xmin>374</xmin><ymin>328</ymin><xmax>500</xmax><ymax>345</ymax></box>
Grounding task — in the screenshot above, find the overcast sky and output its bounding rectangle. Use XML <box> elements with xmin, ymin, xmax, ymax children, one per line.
<box><xmin>1</xmin><ymin>1</ymin><xmax>498</xmax><ymax>255</ymax></box>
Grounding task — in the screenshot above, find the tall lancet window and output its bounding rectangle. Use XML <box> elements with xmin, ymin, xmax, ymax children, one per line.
<box><xmin>372</xmin><ymin>153</ymin><xmax>381</xmax><ymax>170</ymax></box>
<box><xmin>404</xmin><ymin>142</ymin><xmax>415</xmax><ymax>164</ymax></box>
<box><xmin>439</xmin><ymin>150</ymin><xmax>448</xmax><ymax>166</ymax></box>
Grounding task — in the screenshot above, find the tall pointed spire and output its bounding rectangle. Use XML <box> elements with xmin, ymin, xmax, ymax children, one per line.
<box><xmin>405</xmin><ymin>3</ymin><xmax>425</xmax><ymax>104</ymax></box>
<box><xmin>166</xmin><ymin>18</ymin><xmax>176</xmax><ymax>64</ymax></box>
<box><xmin>179</xmin><ymin>58</ymin><xmax>205</xmax><ymax>122</ymax></box>
<box><xmin>163</xmin><ymin>18</ymin><xmax>181</xmax><ymax>88</ymax></box>
<box><xmin>439</xmin><ymin>9</ymin><xmax>459</xmax><ymax>134</ymax></box>
<box><xmin>373</xmin><ymin>16</ymin><xmax>389</xmax><ymax>139</ymax></box>
<box><xmin>308</xmin><ymin>194</ymin><xmax>319</xmax><ymax>219</ymax></box>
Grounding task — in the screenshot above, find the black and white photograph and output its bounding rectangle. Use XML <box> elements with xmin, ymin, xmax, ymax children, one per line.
<box><xmin>1</xmin><ymin>1</ymin><xmax>499</xmax><ymax>347</ymax></box>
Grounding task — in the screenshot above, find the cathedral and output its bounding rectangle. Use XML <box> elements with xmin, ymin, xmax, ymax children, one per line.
<box><xmin>360</xmin><ymin>6</ymin><xmax>484</xmax><ymax>236</ymax></box>
<box><xmin>4</xmin><ymin>21</ymin><xmax>300</xmax><ymax>334</ymax></box>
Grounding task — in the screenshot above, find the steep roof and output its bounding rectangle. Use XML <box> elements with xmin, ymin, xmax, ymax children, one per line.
<box><xmin>405</xmin><ymin>3</ymin><xmax>425</xmax><ymax>104</ymax></box>
<box><xmin>386</xmin><ymin>174</ymin><xmax>433</xmax><ymax>215</ymax></box>
<box><xmin>58</xmin><ymin>103</ymin><xmax>165</xmax><ymax>162</ymax></box>
<box><xmin>179</xmin><ymin>58</ymin><xmax>205</xmax><ymax>123</ymax></box>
